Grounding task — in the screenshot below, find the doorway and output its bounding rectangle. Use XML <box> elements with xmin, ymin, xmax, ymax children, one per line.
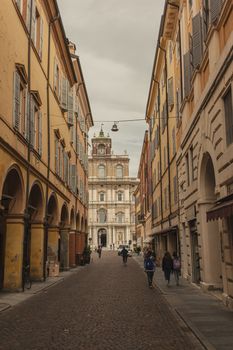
<box><xmin>190</xmin><ymin>221</ymin><xmax>200</xmax><ymax>284</ymax></box>
<box><xmin>98</xmin><ymin>228</ymin><xmax>107</xmax><ymax>247</ymax></box>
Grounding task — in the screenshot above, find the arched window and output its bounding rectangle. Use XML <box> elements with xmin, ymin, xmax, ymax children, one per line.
<box><xmin>116</xmin><ymin>212</ymin><xmax>124</xmax><ymax>223</ymax></box>
<box><xmin>98</xmin><ymin>144</ymin><xmax>106</xmax><ymax>155</ymax></box>
<box><xmin>99</xmin><ymin>192</ymin><xmax>105</xmax><ymax>201</ymax></box>
<box><xmin>117</xmin><ymin>191</ymin><xmax>123</xmax><ymax>201</ymax></box>
<box><xmin>116</xmin><ymin>164</ymin><xmax>123</xmax><ymax>178</ymax></box>
<box><xmin>98</xmin><ymin>208</ymin><xmax>106</xmax><ymax>223</ymax></box>
<box><xmin>98</xmin><ymin>164</ymin><xmax>106</xmax><ymax>178</ymax></box>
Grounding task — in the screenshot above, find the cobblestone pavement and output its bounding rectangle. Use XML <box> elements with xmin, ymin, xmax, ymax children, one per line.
<box><xmin>0</xmin><ymin>252</ymin><xmax>203</xmax><ymax>350</ymax></box>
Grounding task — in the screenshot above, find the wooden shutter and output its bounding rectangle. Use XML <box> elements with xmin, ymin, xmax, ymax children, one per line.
<box><xmin>25</xmin><ymin>91</ymin><xmax>30</xmax><ymax>140</ymax></box>
<box><xmin>224</xmin><ymin>88</ymin><xmax>233</xmax><ymax>145</ymax></box>
<box><xmin>168</xmin><ymin>77</ymin><xmax>174</xmax><ymax>108</ymax></box>
<box><xmin>13</xmin><ymin>71</ymin><xmax>20</xmax><ymax>130</ymax></box>
<box><xmin>172</xmin><ymin>127</ymin><xmax>176</xmax><ymax>155</ymax></box>
<box><xmin>71</xmin><ymin>164</ymin><xmax>77</xmax><ymax>193</ymax></box>
<box><xmin>61</xmin><ymin>78</ymin><xmax>68</xmax><ymax>110</ymax></box>
<box><xmin>192</xmin><ymin>12</ymin><xmax>203</xmax><ymax>69</ymax></box>
<box><xmin>202</xmin><ymin>0</ymin><xmax>209</xmax><ymax>42</ymax></box>
<box><xmin>210</xmin><ymin>0</ymin><xmax>222</xmax><ymax>23</ymax></box>
<box><xmin>55</xmin><ymin>138</ymin><xmax>59</xmax><ymax>174</ymax></box>
<box><xmin>16</xmin><ymin>0</ymin><xmax>21</xmax><ymax>10</ymax></box>
<box><xmin>183</xmin><ymin>52</ymin><xmax>191</xmax><ymax>98</ymax></box>
<box><xmin>174</xmin><ymin>175</ymin><xmax>177</xmax><ymax>203</ymax></box>
<box><xmin>68</xmin><ymin>89</ymin><xmax>74</xmax><ymax>125</ymax></box>
<box><xmin>38</xmin><ymin>111</ymin><xmax>42</xmax><ymax>155</ymax></box>
<box><xmin>39</xmin><ymin>17</ymin><xmax>43</xmax><ymax>59</ymax></box>
<box><xmin>26</xmin><ymin>0</ymin><xmax>31</xmax><ymax>30</ymax></box>
<box><xmin>53</xmin><ymin>59</ymin><xmax>58</xmax><ymax>92</ymax></box>
<box><xmin>30</xmin><ymin>96</ymin><xmax>35</xmax><ymax>147</ymax></box>
<box><xmin>31</xmin><ymin>0</ymin><xmax>36</xmax><ymax>42</ymax></box>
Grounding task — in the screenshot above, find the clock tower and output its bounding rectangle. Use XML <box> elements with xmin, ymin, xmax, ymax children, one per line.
<box><xmin>92</xmin><ymin>127</ymin><xmax>112</xmax><ymax>156</ymax></box>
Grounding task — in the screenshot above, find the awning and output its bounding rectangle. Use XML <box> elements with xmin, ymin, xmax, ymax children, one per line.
<box><xmin>207</xmin><ymin>199</ymin><xmax>233</xmax><ymax>221</ymax></box>
<box><xmin>150</xmin><ymin>225</ymin><xmax>177</xmax><ymax>237</ymax></box>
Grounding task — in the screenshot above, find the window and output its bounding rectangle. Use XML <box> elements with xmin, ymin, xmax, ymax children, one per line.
<box><xmin>32</xmin><ymin>6</ymin><xmax>43</xmax><ymax>59</ymax></box>
<box><xmin>174</xmin><ymin>176</ymin><xmax>178</xmax><ymax>204</ymax></box>
<box><xmin>98</xmin><ymin>209</ymin><xmax>106</xmax><ymax>223</ymax></box>
<box><xmin>13</xmin><ymin>69</ymin><xmax>27</xmax><ymax>135</ymax></box>
<box><xmin>224</xmin><ymin>87</ymin><xmax>233</xmax><ymax>145</ymax></box>
<box><xmin>54</xmin><ymin>59</ymin><xmax>60</xmax><ymax>97</ymax></box>
<box><xmin>117</xmin><ymin>212</ymin><xmax>124</xmax><ymax>223</ymax></box>
<box><xmin>30</xmin><ymin>94</ymin><xmax>42</xmax><ymax>153</ymax></box>
<box><xmin>98</xmin><ymin>165</ymin><xmax>106</xmax><ymax>178</ymax></box>
<box><xmin>164</xmin><ymin>187</ymin><xmax>168</xmax><ymax>210</ymax></box>
<box><xmin>185</xmin><ymin>153</ymin><xmax>190</xmax><ymax>187</ymax></box>
<box><xmin>117</xmin><ymin>191</ymin><xmax>123</xmax><ymax>201</ymax></box>
<box><xmin>99</xmin><ymin>192</ymin><xmax>105</xmax><ymax>201</ymax></box>
<box><xmin>116</xmin><ymin>164</ymin><xmax>123</xmax><ymax>178</ymax></box>
<box><xmin>172</xmin><ymin>127</ymin><xmax>176</xmax><ymax>156</ymax></box>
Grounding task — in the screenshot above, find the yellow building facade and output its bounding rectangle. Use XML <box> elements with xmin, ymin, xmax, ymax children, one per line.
<box><xmin>0</xmin><ymin>0</ymin><xmax>93</xmax><ymax>291</ymax></box>
<box><xmin>144</xmin><ymin>0</ymin><xmax>233</xmax><ymax>306</ymax></box>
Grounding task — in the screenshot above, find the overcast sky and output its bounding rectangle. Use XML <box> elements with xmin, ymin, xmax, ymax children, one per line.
<box><xmin>57</xmin><ymin>0</ymin><xmax>165</xmax><ymax>177</ymax></box>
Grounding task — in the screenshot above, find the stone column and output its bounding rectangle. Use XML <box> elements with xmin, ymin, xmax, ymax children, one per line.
<box><xmin>69</xmin><ymin>230</ymin><xmax>76</xmax><ymax>267</ymax></box>
<box><xmin>4</xmin><ymin>215</ymin><xmax>24</xmax><ymax>291</ymax></box>
<box><xmin>47</xmin><ymin>226</ymin><xmax>60</xmax><ymax>263</ymax></box>
<box><xmin>60</xmin><ymin>227</ymin><xmax>70</xmax><ymax>271</ymax></box>
<box><xmin>30</xmin><ymin>221</ymin><xmax>44</xmax><ymax>281</ymax></box>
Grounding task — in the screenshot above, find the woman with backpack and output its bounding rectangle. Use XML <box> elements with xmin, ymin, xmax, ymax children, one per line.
<box><xmin>144</xmin><ymin>250</ymin><xmax>156</xmax><ymax>288</ymax></box>
<box><xmin>172</xmin><ymin>251</ymin><xmax>181</xmax><ymax>286</ymax></box>
<box><xmin>162</xmin><ymin>251</ymin><xmax>173</xmax><ymax>286</ymax></box>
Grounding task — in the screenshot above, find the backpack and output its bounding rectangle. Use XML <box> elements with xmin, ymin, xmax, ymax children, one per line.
<box><xmin>173</xmin><ymin>258</ymin><xmax>181</xmax><ymax>270</ymax></box>
<box><xmin>145</xmin><ymin>258</ymin><xmax>154</xmax><ymax>271</ymax></box>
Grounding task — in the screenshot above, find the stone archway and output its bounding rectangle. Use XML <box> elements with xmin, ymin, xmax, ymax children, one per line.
<box><xmin>98</xmin><ymin>228</ymin><xmax>107</xmax><ymax>247</ymax></box>
<box><xmin>1</xmin><ymin>166</ymin><xmax>24</xmax><ymax>290</ymax></box>
<box><xmin>28</xmin><ymin>182</ymin><xmax>44</xmax><ymax>280</ymax></box>
<box><xmin>199</xmin><ymin>152</ymin><xmax>222</xmax><ymax>289</ymax></box>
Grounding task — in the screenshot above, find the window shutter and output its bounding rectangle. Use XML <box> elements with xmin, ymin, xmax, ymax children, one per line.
<box><xmin>210</xmin><ymin>0</ymin><xmax>222</xmax><ymax>23</ymax></box>
<box><xmin>30</xmin><ymin>96</ymin><xmax>35</xmax><ymax>147</ymax></box>
<box><xmin>224</xmin><ymin>88</ymin><xmax>233</xmax><ymax>145</ymax></box>
<box><xmin>53</xmin><ymin>59</ymin><xmax>58</xmax><ymax>91</ymax></box>
<box><xmin>192</xmin><ymin>13</ymin><xmax>203</xmax><ymax>69</ymax></box>
<box><xmin>202</xmin><ymin>0</ymin><xmax>209</xmax><ymax>42</ymax></box>
<box><xmin>13</xmin><ymin>71</ymin><xmax>20</xmax><ymax>130</ymax></box>
<box><xmin>26</xmin><ymin>0</ymin><xmax>31</xmax><ymax>31</ymax></box>
<box><xmin>39</xmin><ymin>17</ymin><xmax>43</xmax><ymax>59</ymax></box>
<box><xmin>68</xmin><ymin>89</ymin><xmax>74</xmax><ymax>125</ymax></box>
<box><xmin>16</xmin><ymin>0</ymin><xmax>21</xmax><ymax>10</ymax></box>
<box><xmin>31</xmin><ymin>0</ymin><xmax>36</xmax><ymax>42</ymax></box>
<box><xmin>55</xmin><ymin>138</ymin><xmax>59</xmax><ymax>174</ymax></box>
<box><xmin>61</xmin><ymin>78</ymin><xmax>68</xmax><ymax>110</ymax></box>
<box><xmin>71</xmin><ymin>164</ymin><xmax>77</xmax><ymax>193</ymax></box>
<box><xmin>25</xmin><ymin>91</ymin><xmax>30</xmax><ymax>140</ymax></box>
<box><xmin>183</xmin><ymin>52</ymin><xmax>192</xmax><ymax>98</ymax></box>
<box><xmin>38</xmin><ymin>111</ymin><xmax>42</xmax><ymax>155</ymax></box>
<box><xmin>172</xmin><ymin>127</ymin><xmax>176</xmax><ymax>155</ymax></box>
<box><xmin>174</xmin><ymin>175</ymin><xmax>177</xmax><ymax>203</ymax></box>
<box><xmin>168</xmin><ymin>77</ymin><xmax>174</xmax><ymax>108</ymax></box>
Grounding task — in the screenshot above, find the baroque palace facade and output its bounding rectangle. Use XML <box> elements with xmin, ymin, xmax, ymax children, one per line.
<box><xmin>136</xmin><ymin>0</ymin><xmax>233</xmax><ymax>307</ymax></box>
<box><xmin>0</xmin><ymin>0</ymin><xmax>93</xmax><ymax>291</ymax></box>
<box><xmin>88</xmin><ymin>129</ymin><xmax>138</xmax><ymax>249</ymax></box>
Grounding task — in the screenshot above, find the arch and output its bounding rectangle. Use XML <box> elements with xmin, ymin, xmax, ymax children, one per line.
<box><xmin>198</xmin><ymin>152</ymin><xmax>222</xmax><ymax>288</ymax></box>
<box><xmin>98</xmin><ymin>228</ymin><xmax>107</xmax><ymax>247</ymax></box>
<box><xmin>1</xmin><ymin>165</ymin><xmax>24</xmax><ymax>214</ymax></box>
<box><xmin>28</xmin><ymin>181</ymin><xmax>44</xmax><ymax>221</ymax></box>
<box><xmin>47</xmin><ymin>193</ymin><xmax>58</xmax><ymax>226</ymax></box>
<box><xmin>60</xmin><ymin>203</ymin><xmax>69</xmax><ymax>228</ymax></box>
<box><xmin>70</xmin><ymin>208</ymin><xmax>75</xmax><ymax>229</ymax></box>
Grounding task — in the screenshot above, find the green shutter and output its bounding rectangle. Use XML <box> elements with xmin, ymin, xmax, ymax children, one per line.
<box><xmin>13</xmin><ymin>71</ymin><xmax>20</xmax><ymax>130</ymax></box>
<box><xmin>192</xmin><ymin>12</ymin><xmax>203</xmax><ymax>69</ymax></box>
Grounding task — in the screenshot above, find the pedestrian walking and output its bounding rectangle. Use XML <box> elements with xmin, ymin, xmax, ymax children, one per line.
<box><xmin>97</xmin><ymin>246</ymin><xmax>102</xmax><ymax>258</ymax></box>
<box><xmin>121</xmin><ymin>246</ymin><xmax>128</xmax><ymax>265</ymax></box>
<box><xmin>172</xmin><ymin>251</ymin><xmax>181</xmax><ymax>286</ymax></box>
<box><xmin>162</xmin><ymin>251</ymin><xmax>173</xmax><ymax>286</ymax></box>
<box><xmin>144</xmin><ymin>250</ymin><xmax>155</xmax><ymax>288</ymax></box>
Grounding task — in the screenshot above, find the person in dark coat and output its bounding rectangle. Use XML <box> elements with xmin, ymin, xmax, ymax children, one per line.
<box><xmin>162</xmin><ymin>251</ymin><xmax>173</xmax><ymax>285</ymax></box>
<box><xmin>144</xmin><ymin>250</ymin><xmax>156</xmax><ymax>288</ymax></box>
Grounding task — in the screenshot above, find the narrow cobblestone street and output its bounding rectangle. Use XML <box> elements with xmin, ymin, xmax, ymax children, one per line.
<box><xmin>0</xmin><ymin>252</ymin><xmax>202</xmax><ymax>350</ymax></box>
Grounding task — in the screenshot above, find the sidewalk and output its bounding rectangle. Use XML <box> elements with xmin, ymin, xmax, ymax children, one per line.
<box><xmin>0</xmin><ymin>266</ymin><xmax>83</xmax><ymax>313</ymax></box>
<box><xmin>134</xmin><ymin>254</ymin><xmax>233</xmax><ymax>350</ymax></box>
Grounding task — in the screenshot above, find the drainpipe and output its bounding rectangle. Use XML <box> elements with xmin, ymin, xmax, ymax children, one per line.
<box><xmin>23</xmin><ymin>0</ymin><xmax>33</xmax><ymax>283</ymax></box>
<box><xmin>159</xmin><ymin>45</ymin><xmax>172</xmax><ymax>227</ymax></box>
<box><xmin>43</xmin><ymin>14</ymin><xmax>60</xmax><ymax>280</ymax></box>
